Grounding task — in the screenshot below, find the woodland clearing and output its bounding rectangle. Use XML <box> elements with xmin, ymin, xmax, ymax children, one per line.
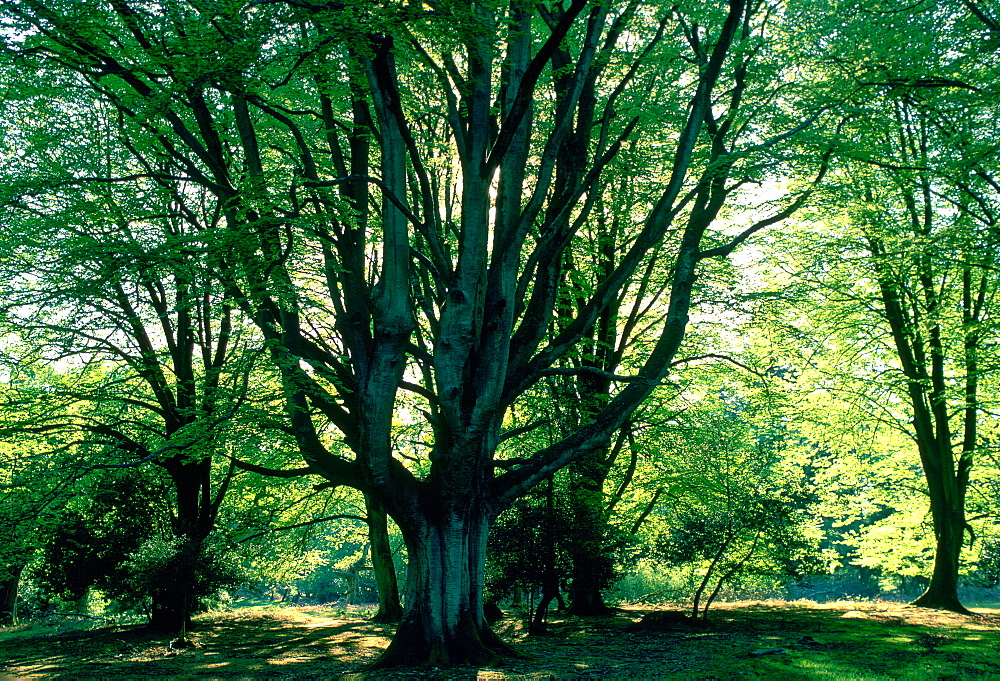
<box><xmin>3</xmin><ymin>601</ymin><xmax>1000</xmax><ymax>679</ymax></box>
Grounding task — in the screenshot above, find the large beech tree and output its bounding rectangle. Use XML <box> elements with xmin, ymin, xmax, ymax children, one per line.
<box><xmin>1</xmin><ymin>0</ymin><xmax>827</xmax><ymax>665</ymax></box>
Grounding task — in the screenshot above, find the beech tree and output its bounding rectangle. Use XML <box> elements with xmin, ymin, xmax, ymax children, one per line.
<box><xmin>761</xmin><ymin>158</ymin><xmax>998</xmax><ymax>612</ymax></box>
<box><xmin>0</xmin><ymin>397</ymin><xmax>85</xmax><ymax>626</ymax></box>
<box><xmin>0</xmin><ymin>85</ymin><xmax>267</xmax><ymax>630</ymax></box>
<box><xmin>768</xmin><ymin>0</ymin><xmax>1000</xmax><ymax>613</ymax></box>
<box><xmin>856</xmin><ymin>152</ymin><xmax>994</xmax><ymax>613</ymax></box>
<box><xmin>532</xmin><ymin>165</ymin><xmax>675</xmax><ymax>616</ymax></box>
<box><xmin>0</xmin><ymin>0</ymin><xmax>828</xmax><ymax>665</ymax></box>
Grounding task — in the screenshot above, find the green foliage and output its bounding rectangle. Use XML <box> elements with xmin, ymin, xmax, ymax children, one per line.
<box><xmin>32</xmin><ymin>471</ymin><xmax>247</xmax><ymax>615</ymax></box>
<box><xmin>33</xmin><ymin>472</ymin><xmax>164</xmax><ymax>602</ymax></box>
<box><xmin>1</xmin><ymin>0</ymin><xmax>1000</xmax><ymax>646</ymax></box>
<box><xmin>289</xmin><ymin>541</ymin><xmax>379</xmax><ymax>605</ymax></box>
<box><xmin>636</xmin><ymin>389</ymin><xmax>826</xmax><ymax>615</ymax></box>
<box><xmin>118</xmin><ymin>537</ymin><xmax>244</xmax><ymax>612</ymax></box>
<box><xmin>610</xmin><ymin>559</ymin><xmax>697</xmax><ymax>605</ymax></box>
<box><xmin>486</xmin><ymin>480</ymin><xmax>575</xmax><ymax>602</ymax></box>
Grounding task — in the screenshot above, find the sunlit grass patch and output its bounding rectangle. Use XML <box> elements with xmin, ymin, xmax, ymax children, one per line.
<box><xmin>4</xmin><ymin>600</ymin><xmax>1000</xmax><ymax>678</ymax></box>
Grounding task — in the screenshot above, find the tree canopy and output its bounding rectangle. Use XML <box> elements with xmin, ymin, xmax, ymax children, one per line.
<box><xmin>1</xmin><ymin>0</ymin><xmax>999</xmax><ymax>670</ymax></box>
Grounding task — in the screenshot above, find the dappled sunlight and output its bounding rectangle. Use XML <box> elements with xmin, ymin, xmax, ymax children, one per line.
<box><xmin>5</xmin><ymin>602</ymin><xmax>1000</xmax><ymax>678</ymax></box>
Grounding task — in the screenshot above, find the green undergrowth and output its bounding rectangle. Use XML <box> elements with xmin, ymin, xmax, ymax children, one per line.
<box><xmin>2</xmin><ymin>601</ymin><xmax>999</xmax><ymax>679</ymax></box>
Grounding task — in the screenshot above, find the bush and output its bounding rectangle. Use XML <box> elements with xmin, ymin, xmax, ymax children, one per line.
<box><xmin>115</xmin><ymin>537</ymin><xmax>245</xmax><ymax>613</ymax></box>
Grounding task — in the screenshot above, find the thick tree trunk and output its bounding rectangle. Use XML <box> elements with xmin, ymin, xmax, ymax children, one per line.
<box><xmin>366</xmin><ymin>494</ymin><xmax>403</xmax><ymax>623</ymax></box>
<box><xmin>145</xmin><ymin>556</ymin><xmax>202</xmax><ymax>633</ymax></box>
<box><xmin>869</xmin><ymin>236</ymin><xmax>973</xmax><ymax>616</ymax></box>
<box><xmin>148</xmin><ymin>589</ymin><xmax>195</xmax><ymax>633</ymax></box>
<box><xmin>369</xmin><ymin>508</ymin><xmax>520</xmax><ymax>668</ymax></box>
<box><xmin>567</xmin><ymin>575</ymin><xmax>613</xmax><ymax>616</ymax></box>
<box><xmin>0</xmin><ymin>565</ymin><xmax>23</xmax><ymax>626</ymax></box>
<box><xmin>149</xmin><ymin>457</ymin><xmax>215</xmax><ymax>633</ymax></box>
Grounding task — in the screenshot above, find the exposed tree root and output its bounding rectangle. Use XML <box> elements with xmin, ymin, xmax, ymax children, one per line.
<box><xmin>368</xmin><ymin>615</ymin><xmax>526</xmax><ymax>669</ymax></box>
<box><xmin>910</xmin><ymin>592</ymin><xmax>975</xmax><ymax>616</ymax></box>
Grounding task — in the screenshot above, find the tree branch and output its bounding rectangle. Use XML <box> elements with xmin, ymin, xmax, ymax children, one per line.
<box><xmin>236</xmin><ymin>513</ymin><xmax>368</xmax><ymax>544</ymax></box>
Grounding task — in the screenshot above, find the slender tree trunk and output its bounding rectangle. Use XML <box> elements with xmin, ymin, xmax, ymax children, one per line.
<box><xmin>911</xmin><ymin>487</ymin><xmax>970</xmax><ymax>613</ymax></box>
<box><xmin>369</xmin><ymin>507</ymin><xmax>520</xmax><ymax>668</ymax></box>
<box><xmin>366</xmin><ymin>494</ymin><xmax>403</xmax><ymax>623</ymax></box>
<box><xmin>566</xmin><ymin>451</ymin><xmax>615</xmax><ymax>616</ymax></box>
<box><xmin>531</xmin><ymin>476</ymin><xmax>562</xmax><ymax>634</ymax></box>
<box><xmin>0</xmin><ymin>565</ymin><xmax>23</xmax><ymax>626</ymax></box>
<box><xmin>530</xmin><ymin>580</ymin><xmax>560</xmax><ymax>635</ymax></box>
<box><xmin>342</xmin><ymin>544</ymin><xmax>370</xmax><ymax>606</ymax></box>
<box><xmin>692</xmin><ymin>531</ymin><xmax>734</xmax><ymax>619</ymax></box>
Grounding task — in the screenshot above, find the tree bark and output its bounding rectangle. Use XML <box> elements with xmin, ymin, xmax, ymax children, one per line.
<box><xmin>149</xmin><ymin>458</ymin><xmax>215</xmax><ymax>633</ymax></box>
<box><xmin>148</xmin><ymin>589</ymin><xmax>195</xmax><ymax>633</ymax></box>
<box><xmin>566</xmin><ymin>451</ymin><xmax>615</xmax><ymax>616</ymax></box>
<box><xmin>369</xmin><ymin>508</ymin><xmax>520</xmax><ymax>668</ymax></box>
<box><xmin>366</xmin><ymin>495</ymin><xmax>403</xmax><ymax>623</ymax></box>
<box><xmin>0</xmin><ymin>565</ymin><xmax>23</xmax><ymax>626</ymax></box>
<box><xmin>911</xmin><ymin>493</ymin><xmax>970</xmax><ymax>613</ymax></box>
<box><xmin>530</xmin><ymin>475</ymin><xmax>563</xmax><ymax>633</ymax></box>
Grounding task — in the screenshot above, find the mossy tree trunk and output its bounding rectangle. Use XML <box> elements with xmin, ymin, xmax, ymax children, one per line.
<box><xmin>371</xmin><ymin>504</ymin><xmax>516</xmax><ymax>667</ymax></box>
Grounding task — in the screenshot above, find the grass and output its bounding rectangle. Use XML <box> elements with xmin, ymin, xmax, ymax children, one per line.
<box><xmin>3</xmin><ymin>600</ymin><xmax>1000</xmax><ymax>678</ymax></box>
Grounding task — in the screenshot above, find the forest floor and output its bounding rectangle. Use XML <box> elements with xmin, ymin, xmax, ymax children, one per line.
<box><xmin>3</xmin><ymin>600</ymin><xmax>1000</xmax><ymax>679</ymax></box>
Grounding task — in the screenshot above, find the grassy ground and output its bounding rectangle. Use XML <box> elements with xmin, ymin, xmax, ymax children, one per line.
<box><xmin>3</xmin><ymin>600</ymin><xmax>1000</xmax><ymax>679</ymax></box>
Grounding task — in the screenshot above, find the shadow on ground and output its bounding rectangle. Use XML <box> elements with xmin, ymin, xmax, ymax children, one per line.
<box><xmin>4</xmin><ymin>602</ymin><xmax>1000</xmax><ymax>679</ymax></box>
<box><xmin>1</xmin><ymin>608</ymin><xmax>391</xmax><ymax>678</ymax></box>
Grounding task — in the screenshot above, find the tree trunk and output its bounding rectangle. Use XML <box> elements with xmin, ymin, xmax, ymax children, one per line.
<box><xmin>566</xmin><ymin>452</ymin><xmax>615</xmax><ymax>616</ymax></box>
<box><xmin>150</xmin><ymin>457</ymin><xmax>216</xmax><ymax>633</ymax></box>
<box><xmin>529</xmin><ymin>581</ymin><xmax>560</xmax><ymax>635</ymax></box>
<box><xmin>911</xmin><ymin>494</ymin><xmax>970</xmax><ymax>613</ymax></box>
<box><xmin>148</xmin><ymin>589</ymin><xmax>195</xmax><ymax>633</ymax></box>
<box><xmin>145</xmin><ymin>547</ymin><xmax>198</xmax><ymax>634</ymax></box>
<box><xmin>567</xmin><ymin>574</ymin><xmax>612</xmax><ymax>616</ymax></box>
<box><xmin>366</xmin><ymin>494</ymin><xmax>403</xmax><ymax>623</ymax></box>
<box><xmin>0</xmin><ymin>565</ymin><xmax>23</xmax><ymax>626</ymax></box>
<box><xmin>531</xmin><ymin>475</ymin><xmax>563</xmax><ymax>634</ymax></box>
<box><xmin>868</xmin><ymin>232</ymin><xmax>973</xmax><ymax>615</ymax></box>
<box><xmin>369</xmin><ymin>508</ymin><xmax>520</xmax><ymax>668</ymax></box>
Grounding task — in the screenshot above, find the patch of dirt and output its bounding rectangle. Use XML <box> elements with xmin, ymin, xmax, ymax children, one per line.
<box><xmin>3</xmin><ymin>601</ymin><xmax>1000</xmax><ymax>679</ymax></box>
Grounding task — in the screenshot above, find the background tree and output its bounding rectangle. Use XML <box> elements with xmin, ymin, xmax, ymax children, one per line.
<box><xmin>753</xmin><ymin>133</ymin><xmax>1000</xmax><ymax>612</ymax></box>
<box><xmin>753</xmin><ymin>0</ymin><xmax>1000</xmax><ymax>612</ymax></box>
<box><xmin>0</xmin><ymin>82</ymin><xmax>277</xmax><ymax>630</ymax></box>
<box><xmin>0</xmin><ymin>386</ymin><xmax>88</xmax><ymax>626</ymax></box>
<box><xmin>647</xmin><ymin>399</ymin><xmax>822</xmax><ymax>619</ymax></box>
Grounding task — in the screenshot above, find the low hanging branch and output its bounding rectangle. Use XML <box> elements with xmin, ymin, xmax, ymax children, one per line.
<box><xmin>236</xmin><ymin>513</ymin><xmax>368</xmax><ymax>544</ymax></box>
<box><xmin>536</xmin><ymin>366</ymin><xmax>662</xmax><ymax>384</ymax></box>
<box><xmin>89</xmin><ymin>440</ymin><xmax>195</xmax><ymax>470</ymax></box>
<box><xmin>669</xmin><ymin>353</ymin><xmax>768</xmax><ymax>380</ymax></box>
<box><xmin>227</xmin><ymin>458</ymin><xmax>316</xmax><ymax>478</ymax></box>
